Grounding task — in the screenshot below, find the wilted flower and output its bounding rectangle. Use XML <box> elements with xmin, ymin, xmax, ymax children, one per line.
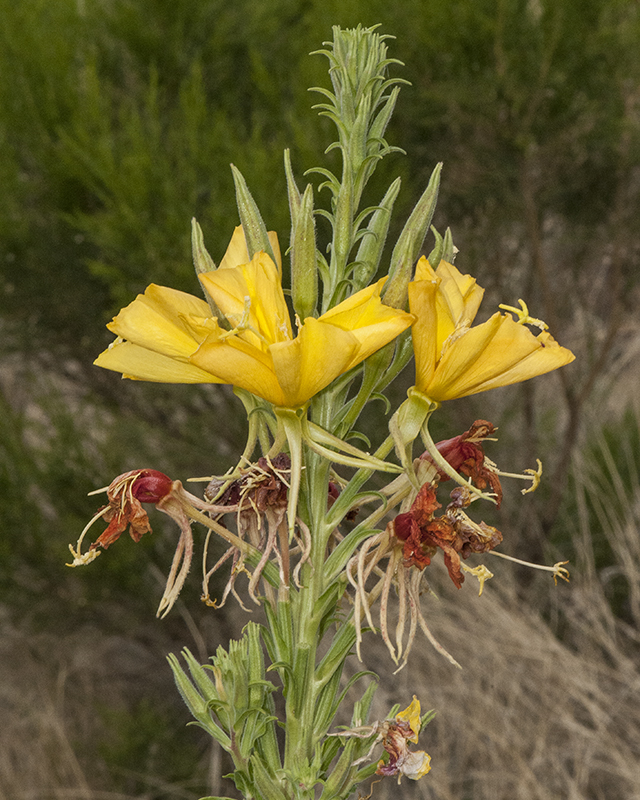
<box><xmin>393</xmin><ymin>482</ymin><xmax>502</xmax><ymax>589</ymax></box>
<box><xmin>67</xmin><ymin>468</ymin><xmax>248</xmax><ymax>618</ymax></box>
<box><xmin>376</xmin><ymin>697</ymin><xmax>432</xmax><ymax>781</ymax></box>
<box><xmin>421</xmin><ymin>419</ymin><xmax>503</xmax><ymax>506</ymax></box>
<box><xmin>201</xmin><ymin>454</ymin><xmax>303</xmax><ymax>608</ymax></box>
<box><xmin>330</xmin><ymin>697</ymin><xmax>431</xmax><ymax>783</ymax></box>
<box><xmin>348</xmin><ymin>421</ymin><xmax>509</xmax><ymax>667</ymax></box>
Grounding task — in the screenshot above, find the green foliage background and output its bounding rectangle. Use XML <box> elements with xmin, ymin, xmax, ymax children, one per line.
<box><xmin>1</xmin><ymin>0</ymin><xmax>639</xmax><ymax>797</ymax></box>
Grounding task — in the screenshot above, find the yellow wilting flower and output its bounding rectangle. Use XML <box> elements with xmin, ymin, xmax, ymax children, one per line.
<box><xmin>330</xmin><ymin>696</ymin><xmax>431</xmax><ymax>783</ymax></box>
<box><xmin>408</xmin><ymin>257</ymin><xmax>575</xmax><ymax>402</ymax></box>
<box><xmin>96</xmin><ymin>226</ymin><xmax>414</xmax><ymax>410</ymax></box>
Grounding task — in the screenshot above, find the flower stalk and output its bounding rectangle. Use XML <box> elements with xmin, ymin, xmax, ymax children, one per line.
<box><xmin>68</xmin><ymin>24</ymin><xmax>576</xmax><ymax>800</ymax></box>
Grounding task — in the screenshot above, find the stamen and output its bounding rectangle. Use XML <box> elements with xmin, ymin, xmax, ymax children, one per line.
<box><xmin>87</xmin><ymin>485</ymin><xmax>109</xmax><ymax>496</ymax></box>
<box><xmin>66</xmin><ymin>505</ymin><xmax>111</xmax><ymax>566</ymax></box>
<box><xmin>484</xmin><ymin>457</ymin><xmax>542</xmax><ymax>494</ymax></box>
<box><xmin>498</xmin><ymin>299</ymin><xmax>548</xmax><ymax>331</ymax></box>
<box><xmin>488</xmin><ymin>551</ymin><xmax>570</xmax><ymax>584</ymax></box>
<box><xmin>217</xmin><ymin>296</ymin><xmax>270</xmax><ymax>347</ymax></box>
<box><xmin>461</xmin><ymin>563</ymin><xmax>493</xmax><ymax>595</ymax></box>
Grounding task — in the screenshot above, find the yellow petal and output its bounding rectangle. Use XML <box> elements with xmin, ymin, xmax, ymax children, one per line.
<box><xmin>268</xmin><ymin>231</ymin><xmax>282</xmax><ymax>273</ymax></box>
<box><xmin>434</xmin><ymin>260</ymin><xmax>484</xmax><ymax>349</ymax></box>
<box><xmin>219</xmin><ymin>225</ymin><xmax>282</xmax><ymax>274</ymax></box>
<box><xmin>200</xmin><ymin>252</ymin><xmax>292</xmax><ymax>349</ymax></box>
<box><xmin>413</xmin><ymin>257</ymin><xmax>437</xmax><ymax>283</ymax></box>
<box><xmin>218</xmin><ymin>225</ymin><xmax>249</xmax><ymax>270</ymax></box>
<box><xmin>427</xmin><ymin>313</ymin><xmax>574</xmax><ymax>400</ymax></box>
<box><xmin>464</xmin><ymin>328</ymin><xmax>575</xmax><ymax>395</ymax></box>
<box><xmin>95</xmin><ymin>339</ymin><xmax>224</xmax><ymax>383</ymax></box>
<box><xmin>396</xmin><ymin>696</ymin><xmax>422</xmax><ymax>742</ymax></box>
<box><xmin>107</xmin><ymin>284</ymin><xmax>214</xmax><ymax>359</ymax></box>
<box><xmin>320</xmin><ymin>278</ymin><xmax>415</xmax><ymax>367</ymax></box>
<box><xmin>191</xmin><ymin>335</ymin><xmax>286</xmax><ymax>406</ymax></box>
<box><xmin>269</xmin><ymin>317</ymin><xmax>359</xmax><ymax>407</ymax></box>
<box><xmin>408</xmin><ymin>278</ymin><xmax>439</xmax><ymax>393</ymax></box>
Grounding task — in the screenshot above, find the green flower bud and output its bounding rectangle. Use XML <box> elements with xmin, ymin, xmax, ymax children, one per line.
<box><xmin>231</xmin><ymin>163</ymin><xmax>277</xmax><ymax>264</ymax></box>
<box><xmin>383</xmin><ymin>162</ymin><xmax>442</xmax><ymax>309</ymax></box>
<box><xmin>291</xmin><ymin>183</ymin><xmax>318</xmax><ymax>320</ymax></box>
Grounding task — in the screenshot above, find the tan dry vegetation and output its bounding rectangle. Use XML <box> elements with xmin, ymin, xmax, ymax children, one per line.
<box><xmin>379</xmin><ymin>573</ymin><xmax>640</xmax><ymax>799</ymax></box>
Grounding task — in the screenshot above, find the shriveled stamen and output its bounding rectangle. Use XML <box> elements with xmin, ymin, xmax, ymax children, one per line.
<box><xmin>157</xmin><ymin>525</ymin><xmax>194</xmax><ymax>618</ymax></box>
<box><xmin>379</xmin><ymin>548</ymin><xmax>401</xmax><ymax>662</ymax></box>
<box><xmin>483</xmin><ymin>456</ymin><xmax>543</xmax><ymax>494</ymax></box>
<box><xmin>292</xmin><ymin>520</ymin><xmax>312</xmax><ymax>589</ymax></box>
<box><xmin>461</xmin><ymin>563</ymin><xmax>493</xmax><ymax>595</ymax></box>
<box><xmin>413</xmin><ymin>573</ymin><xmax>461</xmax><ymax>669</ymax></box>
<box><xmin>66</xmin><ymin>505</ymin><xmax>111</xmax><ymax>566</ymax></box>
<box><xmin>488</xmin><ymin>551</ymin><xmax>570</xmax><ymax>584</ymax></box>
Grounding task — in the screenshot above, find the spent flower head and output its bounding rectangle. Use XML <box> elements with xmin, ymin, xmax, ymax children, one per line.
<box><xmin>331</xmin><ymin>697</ymin><xmax>432</xmax><ymax>784</ymax></box>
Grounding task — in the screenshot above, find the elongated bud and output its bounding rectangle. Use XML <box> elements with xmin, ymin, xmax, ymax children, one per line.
<box><xmin>427</xmin><ymin>225</ymin><xmax>443</xmax><ymax>269</ymax></box>
<box><xmin>291</xmin><ymin>183</ymin><xmax>318</xmax><ymax>320</ymax></box>
<box><xmin>191</xmin><ymin>218</ymin><xmax>216</xmax><ymax>273</ymax></box>
<box><xmin>383</xmin><ymin>163</ymin><xmax>442</xmax><ymax>309</ymax></box>
<box><xmin>353</xmin><ymin>177</ymin><xmax>401</xmax><ymax>289</ymax></box>
<box><xmin>230</xmin><ymin>163</ymin><xmax>277</xmax><ymax>264</ymax></box>
<box><xmin>284</xmin><ymin>149</ymin><xmax>302</xmax><ymax>221</ymax></box>
<box><xmin>191</xmin><ymin>218</ymin><xmax>227</xmax><ymax>321</ymax></box>
<box><xmin>442</xmin><ymin>227</ymin><xmax>457</xmax><ymax>263</ymax></box>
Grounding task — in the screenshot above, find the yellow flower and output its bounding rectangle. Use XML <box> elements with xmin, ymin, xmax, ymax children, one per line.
<box><xmin>408</xmin><ymin>257</ymin><xmax>575</xmax><ymax>401</ymax></box>
<box><xmin>95</xmin><ymin>227</ymin><xmax>414</xmax><ymax>408</ymax></box>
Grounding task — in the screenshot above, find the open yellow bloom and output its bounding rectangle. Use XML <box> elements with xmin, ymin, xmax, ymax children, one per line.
<box><xmin>193</xmin><ymin>250</ymin><xmax>413</xmax><ymax>407</ymax></box>
<box><xmin>94</xmin><ymin>284</ymin><xmax>226</xmax><ymax>383</ymax></box>
<box><xmin>95</xmin><ymin>227</ymin><xmax>414</xmax><ymax>408</ymax></box>
<box><xmin>94</xmin><ymin>226</ymin><xmax>281</xmax><ymax>384</ymax></box>
<box><xmin>408</xmin><ymin>257</ymin><xmax>575</xmax><ymax>401</ymax></box>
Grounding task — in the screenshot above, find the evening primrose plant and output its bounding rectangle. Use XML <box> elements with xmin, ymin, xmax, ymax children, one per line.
<box><xmin>68</xmin><ymin>26</ymin><xmax>574</xmax><ymax>799</ymax></box>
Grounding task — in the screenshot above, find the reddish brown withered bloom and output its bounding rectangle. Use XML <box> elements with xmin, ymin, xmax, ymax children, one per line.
<box><xmin>347</xmin><ymin>421</ymin><xmax>509</xmax><ymax>669</ymax></box>
<box><xmin>393</xmin><ymin>482</ymin><xmax>502</xmax><ymax>589</ymax></box>
<box><xmin>421</xmin><ymin>419</ymin><xmax>503</xmax><ymax>506</ymax></box>
<box><xmin>67</xmin><ymin>468</ymin><xmax>243</xmax><ymax>618</ymax></box>
<box><xmin>202</xmin><ymin>454</ymin><xmax>298</xmax><ymax>608</ymax></box>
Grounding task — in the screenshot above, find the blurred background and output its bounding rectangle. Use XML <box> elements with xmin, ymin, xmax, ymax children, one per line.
<box><xmin>1</xmin><ymin>0</ymin><xmax>640</xmax><ymax>797</ymax></box>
